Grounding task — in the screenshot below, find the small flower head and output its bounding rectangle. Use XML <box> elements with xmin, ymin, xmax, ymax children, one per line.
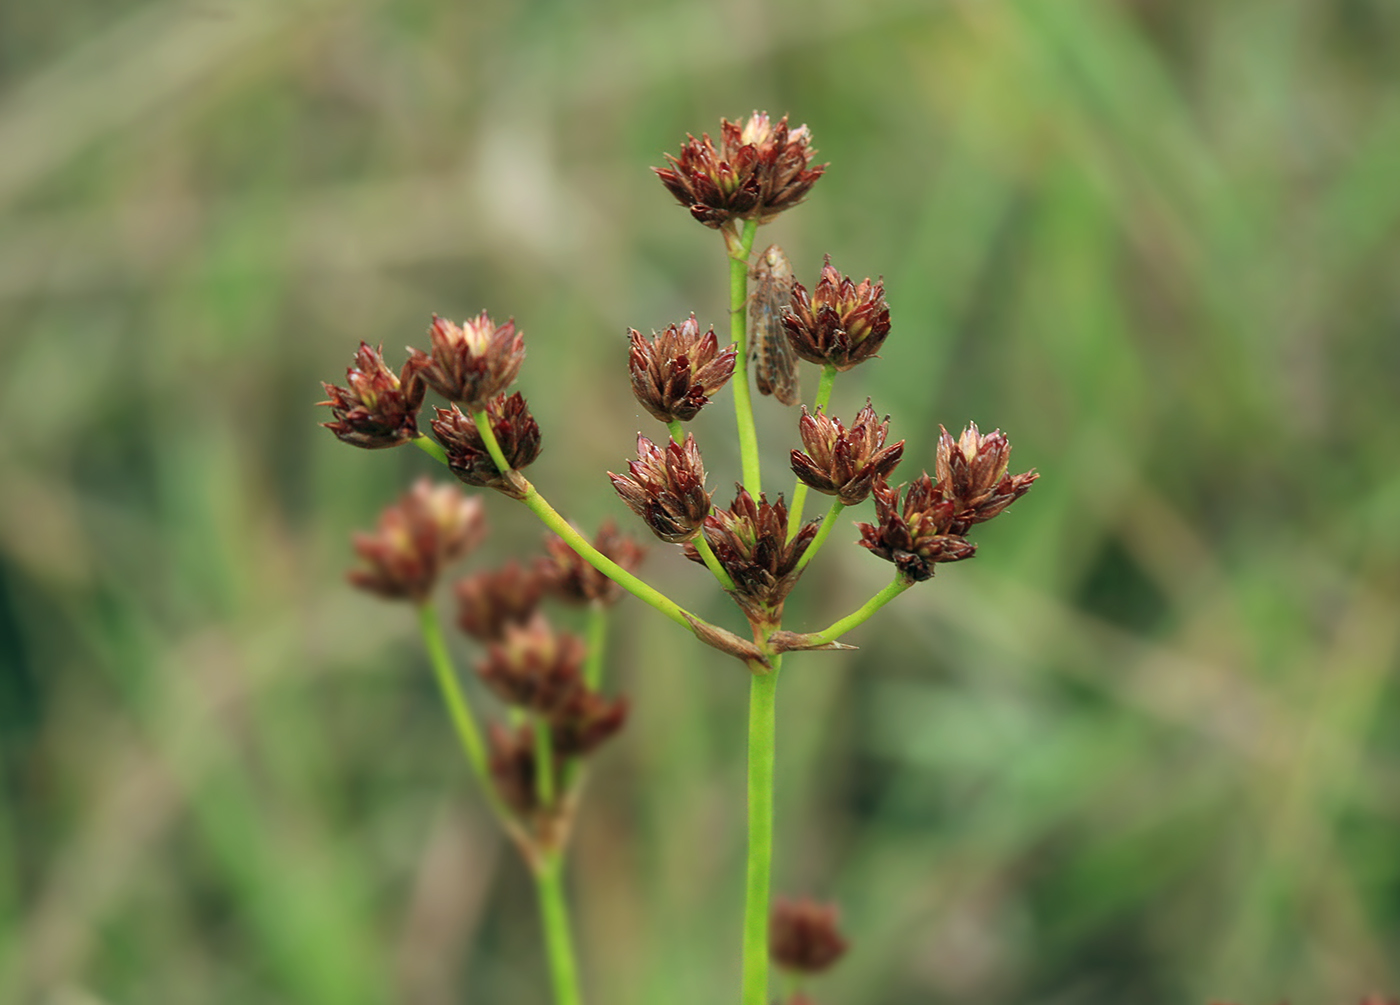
<box><xmin>487</xmin><ymin>721</ymin><xmax>547</xmax><ymax>817</ymax></box>
<box><xmin>935</xmin><ymin>422</ymin><xmax>1038</xmax><ymax>533</ymax></box>
<box><xmin>609</xmin><ymin>433</ymin><xmax>712</xmax><ymax>543</ymax></box>
<box><xmin>319</xmin><ymin>342</ymin><xmax>425</xmax><ymax>448</ymax></box>
<box><xmin>653</xmin><ymin>112</ymin><xmax>825</xmax><ymax>229</ymax></box>
<box><xmin>407</xmin><ymin>311</ymin><xmax>525</xmax><ymax>409</ymax></box>
<box><xmin>539</xmin><ymin>521</ymin><xmax>648</xmax><ymax>606</ymax></box>
<box><xmin>628</xmin><ymin>315</ymin><xmax>737</xmax><ymax>423</ymax></box>
<box><xmin>347</xmin><ymin>479</ymin><xmax>486</xmax><ymax>603</ymax></box>
<box><xmin>455</xmin><ymin>560</ymin><xmax>547</xmax><ymax>642</ymax></box>
<box><xmin>770</xmin><ymin>897</ymin><xmax>849</xmax><ymax>975</ymax></box>
<box><xmin>856</xmin><ymin>474</ymin><xmax>976</xmax><ymax>583</ymax></box>
<box><xmin>684</xmin><ymin>486</ymin><xmax>818</xmax><ymax>625</ymax></box>
<box><xmin>550</xmin><ymin>689</ymin><xmax>629</xmax><ymax>758</ymax></box>
<box><xmin>790</xmin><ymin>400</ymin><xmax>905</xmax><ymax>506</ymax></box>
<box><xmin>476</xmin><ymin>616</ymin><xmax>586</xmax><ymax>715</ymax></box>
<box><xmin>783</xmin><ymin>258</ymin><xmax>891</xmax><ymax>371</ymax></box>
<box><xmin>431</xmin><ymin>393</ymin><xmax>542</xmax><ymax>499</ymax></box>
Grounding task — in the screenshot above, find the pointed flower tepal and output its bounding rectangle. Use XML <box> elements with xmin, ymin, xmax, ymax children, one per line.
<box><xmin>790</xmin><ymin>400</ymin><xmax>905</xmax><ymax>506</ymax></box>
<box><xmin>408</xmin><ymin>311</ymin><xmax>525</xmax><ymax>410</ymax></box>
<box><xmin>347</xmin><ymin>479</ymin><xmax>487</xmax><ymax>603</ymax></box>
<box><xmin>653</xmin><ymin>111</ymin><xmax>825</xmax><ymax>229</ymax></box>
<box><xmin>783</xmin><ymin>257</ymin><xmax>891</xmax><ymax>371</ymax></box>
<box><xmin>935</xmin><ymin>422</ymin><xmax>1038</xmax><ymax>534</ymax></box>
<box><xmin>628</xmin><ymin>314</ymin><xmax>736</xmax><ymax>424</ymax></box>
<box><xmin>609</xmin><ymin>433</ymin><xmax>711</xmax><ymax>544</ymax></box>
<box><xmin>319</xmin><ymin>342</ymin><xmax>425</xmax><ymax>449</ymax></box>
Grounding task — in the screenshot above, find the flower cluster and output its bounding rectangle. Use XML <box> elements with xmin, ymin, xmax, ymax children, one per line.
<box><xmin>319</xmin><ymin>342</ymin><xmax>425</xmax><ymax>449</ymax></box>
<box><xmin>790</xmin><ymin>400</ymin><xmax>904</xmax><ymax>506</ymax></box>
<box><xmin>628</xmin><ymin>314</ymin><xmax>737</xmax><ymax>424</ymax></box>
<box><xmin>653</xmin><ymin>111</ymin><xmax>825</xmax><ymax>229</ymax></box>
<box><xmin>346</xmin><ymin>480</ymin><xmax>485</xmax><ymax>603</ymax></box>
<box><xmin>609</xmin><ymin>433</ymin><xmax>712</xmax><ymax>544</ymax></box>
<box><xmin>408</xmin><ymin>311</ymin><xmax>525</xmax><ymax>410</ymax></box>
<box><xmin>431</xmin><ymin>394</ymin><xmax>541</xmax><ymax>498</ymax></box>
<box><xmin>783</xmin><ymin>257</ymin><xmax>891</xmax><ymax>371</ymax></box>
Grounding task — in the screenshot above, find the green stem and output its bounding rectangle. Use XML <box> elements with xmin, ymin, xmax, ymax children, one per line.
<box><xmin>666</xmin><ymin>419</ymin><xmax>736</xmax><ymax>592</ymax></box>
<box><xmin>534</xmin><ymin>851</ymin><xmax>585</xmax><ymax>1005</ymax></box>
<box><xmin>741</xmin><ymin>658</ymin><xmax>781</xmax><ymax>1005</ymax></box>
<box><xmin>469</xmin><ymin>407</ymin><xmax>515</xmax><ymax>474</ymax></box>
<box><xmin>582</xmin><ymin>600</ymin><xmax>608</xmax><ymax>691</ymax></box>
<box><xmin>412</xmin><ymin>433</ymin><xmax>450</xmax><ymax>465</ymax></box>
<box><xmin>729</xmin><ymin>219</ymin><xmax>762</xmax><ymax>496</ymax></box>
<box><xmin>805</xmin><ymin>575</ymin><xmax>914</xmax><ymax>647</ymax></box>
<box><xmin>786</xmin><ymin>364</ymin><xmax>837</xmax><ymax>539</ymax></box>
<box><xmin>792</xmin><ymin>499</ymin><xmax>845</xmax><ymax>577</ymax></box>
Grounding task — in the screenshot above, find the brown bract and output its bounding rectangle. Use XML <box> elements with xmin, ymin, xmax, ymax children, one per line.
<box><xmin>476</xmin><ymin>616</ymin><xmax>585</xmax><ymax>715</ymax></box>
<box><xmin>431</xmin><ymin>393</ymin><xmax>542</xmax><ymax>499</ymax></box>
<box><xmin>770</xmin><ymin>897</ymin><xmax>849</xmax><ymax>975</ymax></box>
<box><xmin>407</xmin><ymin>311</ymin><xmax>525</xmax><ymax>410</ymax></box>
<box><xmin>856</xmin><ymin>474</ymin><xmax>976</xmax><ymax>583</ymax></box>
<box><xmin>783</xmin><ymin>257</ymin><xmax>891</xmax><ymax>371</ymax></box>
<box><xmin>455</xmin><ymin>560</ymin><xmax>546</xmax><ymax>642</ymax></box>
<box><xmin>790</xmin><ymin>400</ymin><xmax>905</xmax><ymax>505</ymax></box>
<box><xmin>347</xmin><ymin>479</ymin><xmax>486</xmax><ymax>603</ymax></box>
<box><xmin>628</xmin><ymin>314</ymin><xmax>736</xmax><ymax>423</ymax></box>
<box><xmin>539</xmin><ymin>521</ymin><xmax>647</xmax><ymax>605</ymax></box>
<box><xmin>936</xmin><ymin>422</ymin><xmax>1039</xmax><ymax>534</ymax></box>
<box><xmin>684</xmin><ymin>486</ymin><xmax>818</xmax><ymax>626</ymax></box>
<box><xmin>609</xmin><ymin>433</ymin><xmax>712</xmax><ymax>544</ymax></box>
<box><xmin>653</xmin><ymin>111</ymin><xmax>825</xmax><ymax>229</ymax></box>
<box><xmin>319</xmin><ymin>342</ymin><xmax>425</xmax><ymax>449</ymax></box>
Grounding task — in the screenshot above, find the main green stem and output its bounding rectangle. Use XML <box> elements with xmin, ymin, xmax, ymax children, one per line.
<box><xmin>729</xmin><ymin>220</ymin><xmax>762</xmax><ymax>496</ymax></box>
<box><xmin>787</xmin><ymin>364</ymin><xmax>838</xmax><ymax>538</ymax></box>
<box><xmin>742</xmin><ymin>659</ymin><xmax>781</xmax><ymax>1005</ymax></box>
<box><xmin>535</xmin><ymin>851</ymin><xmax>585</xmax><ymax>1005</ymax></box>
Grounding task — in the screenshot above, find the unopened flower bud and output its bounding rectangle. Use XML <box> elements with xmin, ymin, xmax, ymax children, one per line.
<box><xmin>935</xmin><ymin>423</ymin><xmax>1038</xmax><ymax>533</ymax></box>
<box><xmin>431</xmin><ymin>393</ymin><xmax>542</xmax><ymax>499</ymax></box>
<box><xmin>319</xmin><ymin>342</ymin><xmax>425</xmax><ymax>448</ymax></box>
<box><xmin>455</xmin><ymin>560</ymin><xmax>546</xmax><ymax>642</ymax></box>
<box><xmin>653</xmin><ymin>112</ymin><xmax>825</xmax><ymax>229</ymax></box>
<box><xmin>539</xmin><ymin>521</ymin><xmax>647</xmax><ymax>605</ymax></box>
<box><xmin>347</xmin><ymin>480</ymin><xmax>486</xmax><ymax>603</ymax></box>
<box><xmin>684</xmin><ymin>486</ymin><xmax>817</xmax><ymax>625</ymax></box>
<box><xmin>770</xmin><ymin>897</ymin><xmax>849</xmax><ymax>974</ymax></box>
<box><xmin>407</xmin><ymin>312</ymin><xmax>525</xmax><ymax>409</ymax></box>
<box><xmin>628</xmin><ymin>315</ymin><xmax>736</xmax><ymax>424</ymax></box>
<box><xmin>609</xmin><ymin>433</ymin><xmax>712</xmax><ymax>543</ymax></box>
<box><xmin>790</xmin><ymin>400</ymin><xmax>905</xmax><ymax>505</ymax></box>
<box><xmin>549</xmin><ymin>689</ymin><xmax>628</xmax><ymax>758</ymax></box>
<box><xmin>783</xmin><ymin>258</ymin><xmax>891</xmax><ymax>371</ymax></box>
<box><xmin>856</xmin><ymin>474</ymin><xmax>976</xmax><ymax>583</ymax></box>
<box><xmin>476</xmin><ymin>616</ymin><xmax>585</xmax><ymax>715</ymax></box>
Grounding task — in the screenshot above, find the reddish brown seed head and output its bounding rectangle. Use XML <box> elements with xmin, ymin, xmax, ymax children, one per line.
<box><xmin>475</xmin><ymin>616</ymin><xmax>586</xmax><ymax>715</ymax></box>
<box><xmin>454</xmin><ymin>560</ymin><xmax>547</xmax><ymax>642</ymax></box>
<box><xmin>770</xmin><ymin>897</ymin><xmax>849</xmax><ymax>975</ymax></box>
<box><xmin>855</xmin><ymin>473</ymin><xmax>976</xmax><ymax>583</ymax></box>
<box><xmin>790</xmin><ymin>400</ymin><xmax>905</xmax><ymax>506</ymax></box>
<box><xmin>430</xmin><ymin>393</ymin><xmax>542</xmax><ymax>499</ymax></box>
<box><xmin>782</xmin><ymin>257</ymin><xmax>891</xmax><ymax>371</ymax></box>
<box><xmin>406</xmin><ymin>311</ymin><xmax>525</xmax><ymax>410</ymax></box>
<box><xmin>934</xmin><ymin>422</ymin><xmax>1038</xmax><ymax>534</ymax></box>
<box><xmin>347</xmin><ymin>480</ymin><xmax>486</xmax><ymax>603</ymax></box>
<box><xmin>609</xmin><ymin>433</ymin><xmax>712</xmax><ymax>543</ymax></box>
<box><xmin>549</xmin><ymin>690</ymin><xmax>629</xmax><ymax>758</ymax></box>
<box><xmin>319</xmin><ymin>342</ymin><xmax>425</xmax><ymax>449</ymax></box>
<box><xmin>628</xmin><ymin>314</ymin><xmax>737</xmax><ymax>423</ymax></box>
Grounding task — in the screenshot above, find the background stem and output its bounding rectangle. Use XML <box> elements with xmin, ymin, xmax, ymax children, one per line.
<box><xmin>534</xmin><ymin>851</ymin><xmax>586</xmax><ymax>1005</ymax></box>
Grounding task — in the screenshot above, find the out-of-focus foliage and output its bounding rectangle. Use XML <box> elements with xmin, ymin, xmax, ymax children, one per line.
<box><xmin>2</xmin><ymin>1</ymin><xmax>1398</xmax><ymax>1003</ymax></box>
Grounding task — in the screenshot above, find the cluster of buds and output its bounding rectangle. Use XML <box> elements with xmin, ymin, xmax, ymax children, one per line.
<box><xmin>684</xmin><ymin>487</ymin><xmax>818</xmax><ymax>627</ymax></box>
<box><xmin>790</xmin><ymin>400</ymin><xmax>904</xmax><ymax>506</ymax></box>
<box><xmin>783</xmin><ymin>257</ymin><xmax>892</xmax><ymax>372</ymax></box>
<box><xmin>856</xmin><ymin>423</ymin><xmax>1037</xmax><ymax>583</ymax></box>
<box><xmin>319</xmin><ymin>311</ymin><xmax>542</xmax><ymax>497</ymax></box>
<box><xmin>346</xmin><ymin>479</ymin><xmax>486</xmax><ymax>603</ymax></box>
<box><xmin>628</xmin><ymin>314</ymin><xmax>737</xmax><ymax>424</ymax></box>
<box><xmin>770</xmin><ymin>897</ymin><xmax>849</xmax><ymax>1005</ymax></box>
<box><xmin>653</xmin><ymin>111</ymin><xmax>825</xmax><ymax>230</ymax></box>
<box><xmin>609</xmin><ymin>433</ymin><xmax>712</xmax><ymax>544</ymax></box>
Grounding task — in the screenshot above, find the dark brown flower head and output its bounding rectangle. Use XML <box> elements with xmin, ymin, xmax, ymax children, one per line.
<box><xmin>653</xmin><ymin>112</ymin><xmax>825</xmax><ymax>229</ymax></box>
<box><xmin>347</xmin><ymin>480</ymin><xmax>486</xmax><ymax>603</ymax></box>
<box><xmin>856</xmin><ymin>474</ymin><xmax>976</xmax><ymax>583</ymax></box>
<box><xmin>476</xmin><ymin>616</ymin><xmax>586</xmax><ymax>715</ymax></box>
<box><xmin>770</xmin><ymin>897</ymin><xmax>849</xmax><ymax>974</ymax></box>
<box><xmin>609</xmin><ymin>433</ymin><xmax>712</xmax><ymax>543</ymax></box>
<box><xmin>406</xmin><ymin>311</ymin><xmax>525</xmax><ymax>410</ymax></box>
<box><xmin>549</xmin><ymin>689</ymin><xmax>628</xmax><ymax>758</ymax></box>
<box><xmin>628</xmin><ymin>315</ymin><xmax>736</xmax><ymax>423</ymax></box>
<box><xmin>431</xmin><ymin>393</ymin><xmax>541</xmax><ymax>499</ymax></box>
<box><xmin>539</xmin><ymin>521</ymin><xmax>648</xmax><ymax>606</ymax></box>
<box><xmin>684</xmin><ymin>486</ymin><xmax>818</xmax><ymax>625</ymax></box>
<box><xmin>487</xmin><ymin>721</ymin><xmax>547</xmax><ymax>817</ymax></box>
<box><xmin>790</xmin><ymin>400</ymin><xmax>905</xmax><ymax>506</ymax></box>
<box><xmin>935</xmin><ymin>423</ymin><xmax>1038</xmax><ymax>534</ymax></box>
<box><xmin>783</xmin><ymin>257</ymin><xmax>891</xmax><ymax>371</ymax></box>
<box><xmin>454</xmin><ymin>560</ymin><xmax>546</xmax><ymax>642</ymax></box>
<box><xmin>319</xmin><ymin>342</ymin><xmax>425</xmax><ymax>449</ymax></box>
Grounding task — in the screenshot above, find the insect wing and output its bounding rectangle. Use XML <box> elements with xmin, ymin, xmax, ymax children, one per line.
<box><xmin>749</xmin><ymin>245</ymin><xmax>801</xmax><ymax>406</ymax></box>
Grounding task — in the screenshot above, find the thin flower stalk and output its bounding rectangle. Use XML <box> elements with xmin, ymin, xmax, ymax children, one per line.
<box><xmin>792</xmin><ymin>498</ymin><xmax>845</xmax><ymax>578</ymax></box>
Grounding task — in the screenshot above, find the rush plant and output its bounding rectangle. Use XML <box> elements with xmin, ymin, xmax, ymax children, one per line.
<box><xmin>319</xmin><ymin>111</ymin><xmax>1036</xmax><ymax>1005</ymax></box>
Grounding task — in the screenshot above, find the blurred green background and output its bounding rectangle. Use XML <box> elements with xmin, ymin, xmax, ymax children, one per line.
<box><xmin>3</xmin><ymin>0</ymin><xmax>1399</xmax><ymax>1002</ymax></box>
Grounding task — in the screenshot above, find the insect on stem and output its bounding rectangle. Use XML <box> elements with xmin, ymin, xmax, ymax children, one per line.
<box><xmin>749</xmin><ymin>245</ymin><xmax>801</xmax><ymax>407</ymax></box>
